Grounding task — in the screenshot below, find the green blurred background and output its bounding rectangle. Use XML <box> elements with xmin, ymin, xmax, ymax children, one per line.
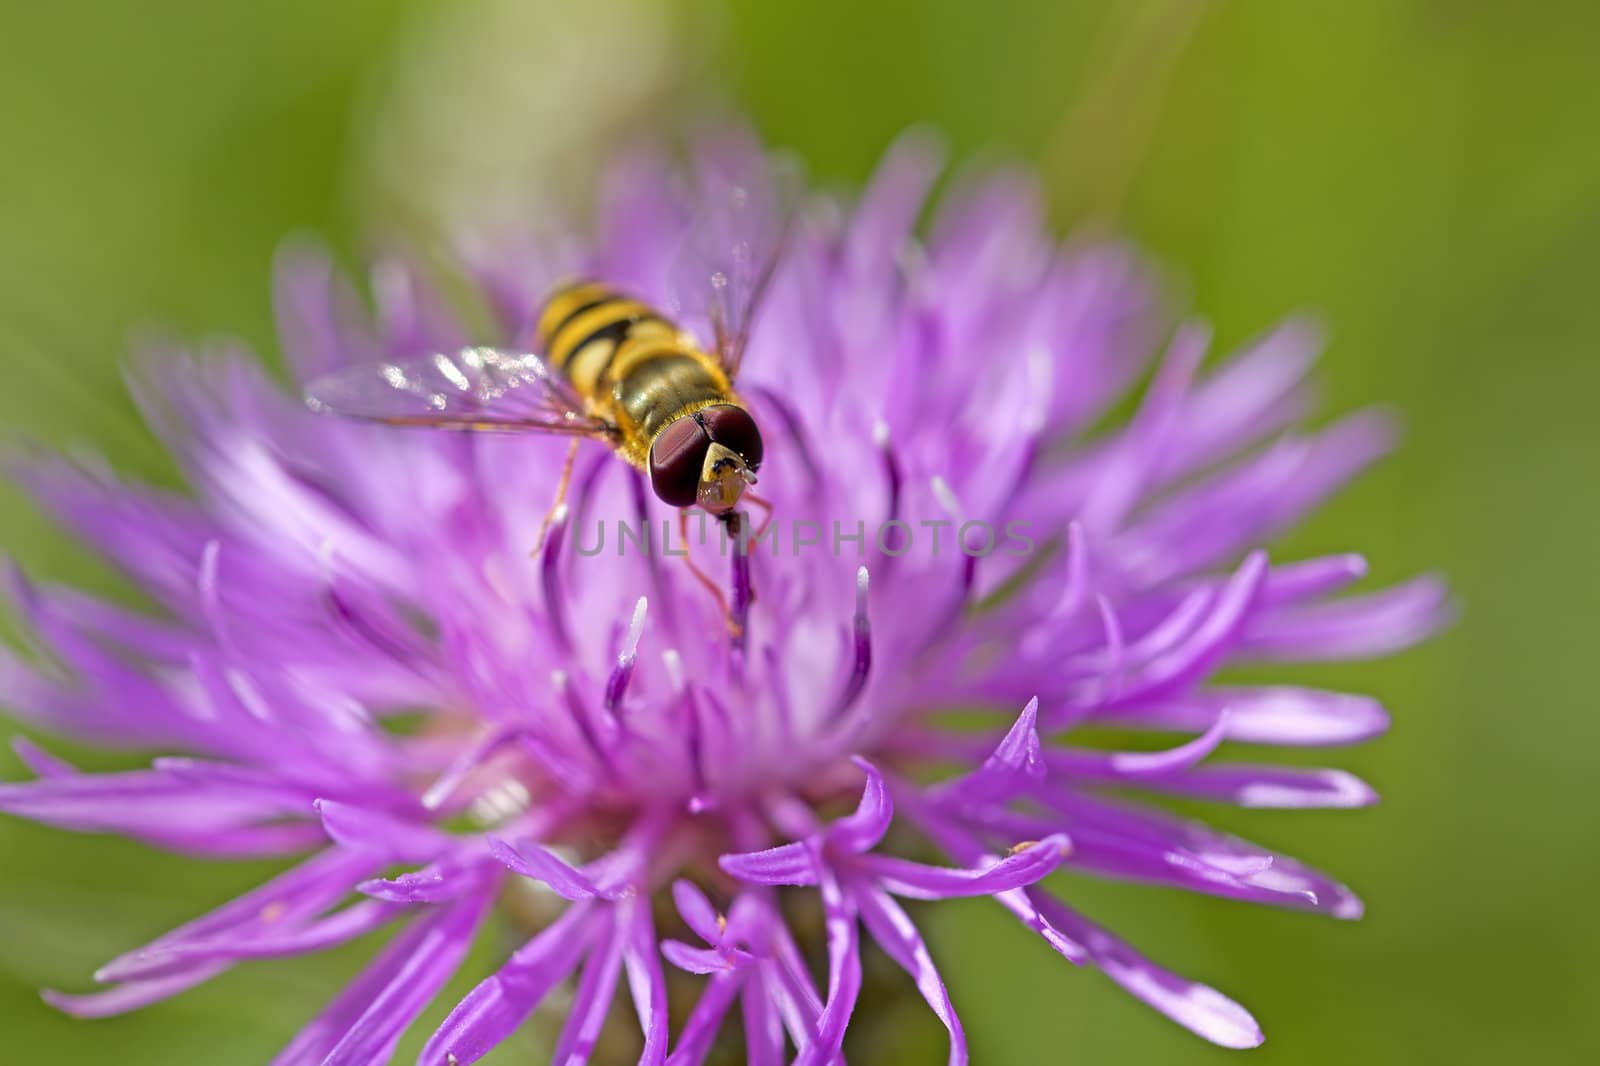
<box><xmin>2</xmin><ymin>1</ymin><xmax>1596</xmax><ymax>1062</ymax></box>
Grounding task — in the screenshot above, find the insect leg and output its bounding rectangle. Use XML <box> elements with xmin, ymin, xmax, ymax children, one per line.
<box><xmin>742</xmin><ymin>489</ymin><xmax>776</xmax><ymax>540</ymax></box>
<box><xmin>678</xmin><ymin>509</ymin><xmax>740</xmax><ymax>638</ymax></box>
<box><xmin>532</xmin><ymin>438</ymin><xmax>582</xmax><ymax>556</ymax></box>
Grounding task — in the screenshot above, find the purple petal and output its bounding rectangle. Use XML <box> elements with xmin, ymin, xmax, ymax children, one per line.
<box><xmin>358</xmin><ymin>851</ymin><xmax>490</xmax><ymax>903</ymax></box>
<box><xmin>743</xmin><ymin>968</ymin><xmax>789</xmax><ymax>1066</ymax></box>
<box><xmin>934</xmin><ymin>698</ymin><xmax>1045</xmax><ymax>805</ymax></box>
<box><xmin>1259</xmin><ymin>553</ymin><xmax>1368</xmax><ymax>606</ymax></box>
<box><xmin>753</xmin><ymin>899</ymin><xmax>828</xmax><ymax>1052</ymax></box>
<box><xmin>272</xmin><ymin>239</ymin><xmax>381</xmax><ymax>382</ymax></box>
<box><xmin>865</xmin><ymin>834</ymin><xmax>1070</xmax><ymax>900</ymax></box>
<box><xmin>826</xmin><ymin>757</ymin><xmax>893</xmax><ymax>854</ymax></box>
<box><xmin>9</xmin><ymin>736</ymin><xmax>74</xmax><ymax>777</ymax></box>
<box><xmin>662</xmin><ymin>939</ymin><xmax>745</xmax><ymax>975</ymax></box>
<box><xmin>1242</xmin><ymin>575</ymin><xmax>1452</xmax><ymax>660</ymax></box>
<box><xmin>889</xmin><ymin>785</ymin><xmax>1089</xmax><ymax>965</ymax></box>
<box><xmin>667</xmin><ymin>970</ymin><xmax>744</xmax><ymax>1066</ymax></box>
<box><xmin>845</xmin><ymin>128</ymin><xmax>945</xmax><ymax>281</ymax></box>
<box><xmin>44</xmin><ymin>967</ymin><xmax>224</xmax><ymax>1019</ymax></box>
<box><xmin>1100</xmin><ymin>686</ymin><xmax>1390</xmax><ymax>746</ymax></box>
<box><xmin>551</xmin><ymin>906</ymin><xmax>628</xmax><ymax>1066</ymax></box>
<box><xmin>313</xmin><ymin>799</ymin><xmax>446</xmax><ymax>863</ymax></box>
<box><xmin>1117</xmin><ymin>412</ymin><xmax>1398</xmax><ymax>585</ymax></box>
<box><xmin>124</xmin><ymin>822</ymin><xmax>327</xmax><ymax>858</ymax></box>
<box><xmin>1040</xmin><ymin>244</ymin><xmax>1163</xmax><ymax>434</ymax></box>
<box><xmin>671</xmin><ymin>879</ymin><xmax>725</xmax><ymax>946</ymax></box>
<box><xmin>1053</xmin><ymin>823</ymin><xmax>1321</xmax><ymax>910</ymax></box>
<box><xmin>1042</xmin><ymin>793</ymin><xmax>1363</xmax><ymax>918</ymax></box>
<box><xmin>985</xmin><ymin>698</ymin><xmax>1045</xmax><ymax>777</ymax></box>
<box><xmin>1042</xmin><ymin>712</ymin><xmax>1229</xmax><ymax>781</ymax></box>
<box><xmin>0</xmin><ymin>567</ymin><xmax>196</xmax><ymax>663</ymax></box>
<box><xmin>719</xmin><ymin>841</ymin><xmax>818</xmax><ymax>886</ymax></box>
<box><xmin>1158</xmin><ymin>319</ymin><xmax>1319</xmax><ymax>477</ymax></box>
<box><xmin>1140</xmin><ymin>765</ymin><xmax>1378</xmax><ymax>809</ymax></box>
<box><xmin>854</xmin><ymin>880</ymin><xmax>967</xmax><ymax>1065</ymax></box>
<box><xmin>1109</xmin><ymin>551</ymin><xmax>1268</xmax><ymax>703</ymax></box>
<box><xmin>419</xmin><ymin>726</ymin><xmax>530</xmax><ymax>811</ymax></box>
<box><xmin>1029</xmin><ymin>891</ymin><xmax>1263</xmax><ymax>1049</ymax></box>
<box><xmin>622</xmin><ymin>896</ymin><xmax>670</xmax><ymax>1065</ymax></box>
<box><xmin>105</xmin><ymin>900</ymin><xmax>403</xmax><ymax>982</ymax></box>
<box><xmin>799</xmin><ymin>867</ymin><xmax>862</xmax><ymax>1066</ymax></box>
<box><xmin>485</xmin><ymin>835</ymin><xmax>607</xmax><ymax>900</ymax></box>
<box><xmin>95</xmin><ymin>848</ymin><xmax>380</xmax><ymax>984</ymax></box>
<box><xmin>371</xmin><ymin>254</ymin><xmax>470</xmax><ymax>359</ymax></box>
<box><xmin>0</xmin><ymin>768</ymin><xmax>309</xmax><ymax>836</ymax></box>
<box><xmin>992</xmin><ymin>887</ymin><xmax>1089</xmax><ymax>965</ymax></box>
<box><xmin>421</xmin><ymin>902</ymin><xmax>597</xmax><ymax>1066</ymax></box>
<box><xmin>1079</xmin><ymin>321</ymin><xmax>1212</xmax><ymax>532</ymax></box>
<box><xmin>276</xmin><ymin>881</ymin><xmax>494</xmax><ymax>1066</ymax></box>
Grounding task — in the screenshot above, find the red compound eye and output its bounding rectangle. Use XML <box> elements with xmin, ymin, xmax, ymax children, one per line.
<box><xmin>648</xmin><ymin>416</ymin><xmax>711</xmax><ymax>507</ymax></box>
<box><xmin>697</xmin><ymin>405</ymin><xmax>763</xmax><ymax>471</ymax></box>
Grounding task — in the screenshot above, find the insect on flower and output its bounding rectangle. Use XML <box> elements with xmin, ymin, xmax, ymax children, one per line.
<box><xmin>0</xmin><ymin>126</ymin><xmax>1449</xmax><ymax>1065</ymax></box>
<box><xmin>304</xmin><ymin>170</ymin><xmax>791</xmax><ymax>629</ymax></box>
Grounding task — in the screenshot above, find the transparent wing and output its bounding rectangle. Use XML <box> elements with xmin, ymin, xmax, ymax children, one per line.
<box><xmin>671</xmin><ymin>145</ymin><xmax>801</xmax><ymax>381</ymax></box>
<box><xmin>304</xmin><ymin>346</ymin><xmax>614</xmax><ymax>436</ymax></box>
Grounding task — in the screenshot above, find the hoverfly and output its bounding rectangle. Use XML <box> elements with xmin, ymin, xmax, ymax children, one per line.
<box><xmin>304</xmin><ymin>161</ymin><xmax>792</xmax><ymax>594</ymax></box>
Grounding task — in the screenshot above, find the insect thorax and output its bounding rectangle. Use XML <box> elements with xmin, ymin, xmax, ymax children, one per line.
<box><xmin>536</xmin><ymin>281</ymin><xmax>736</xmax><ymax>468</ymax></box>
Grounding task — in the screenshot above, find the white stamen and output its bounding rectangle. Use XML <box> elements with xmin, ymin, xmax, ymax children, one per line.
<box><xmin>661</xmin><ymin>648</ymin><xmax>685</xmax><ymax>696</ymax></box>
<box><xmin>930</xmin><ymin>475</ymin><xmax>964</xmax><ymax>525</ymax></box>
<box><xmin>621</xmin><ymin>597</ymin><xmax>648</xmax><ymax>664</ymax></box>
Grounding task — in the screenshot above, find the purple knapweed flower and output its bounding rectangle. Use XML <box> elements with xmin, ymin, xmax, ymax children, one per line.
<box><xmin>0</xmin><ymin>128</ymin><xmax>1446</xmax><ymax>1063</ymax></box>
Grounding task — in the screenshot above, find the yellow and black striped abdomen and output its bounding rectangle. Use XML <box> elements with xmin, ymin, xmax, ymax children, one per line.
<box><xmin>534</xmin><ymin>281</ymin><xmax>738</xmax><ymax>467</ymax></box>
<box><xmin>535</xmin><ymin>282</ymin><xmax>660</xmax><ymax>397</ymax></box>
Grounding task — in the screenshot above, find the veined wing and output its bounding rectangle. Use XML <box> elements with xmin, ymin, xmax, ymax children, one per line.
<box><xmin>671</xmin><ymin>143</ymin><xmax>801</xmax><ymax>381</ymax></box>
<box><xmin>304</xmin><ymin>347</ymin><xmax>614</xmax><ymax>436</ymax></box>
